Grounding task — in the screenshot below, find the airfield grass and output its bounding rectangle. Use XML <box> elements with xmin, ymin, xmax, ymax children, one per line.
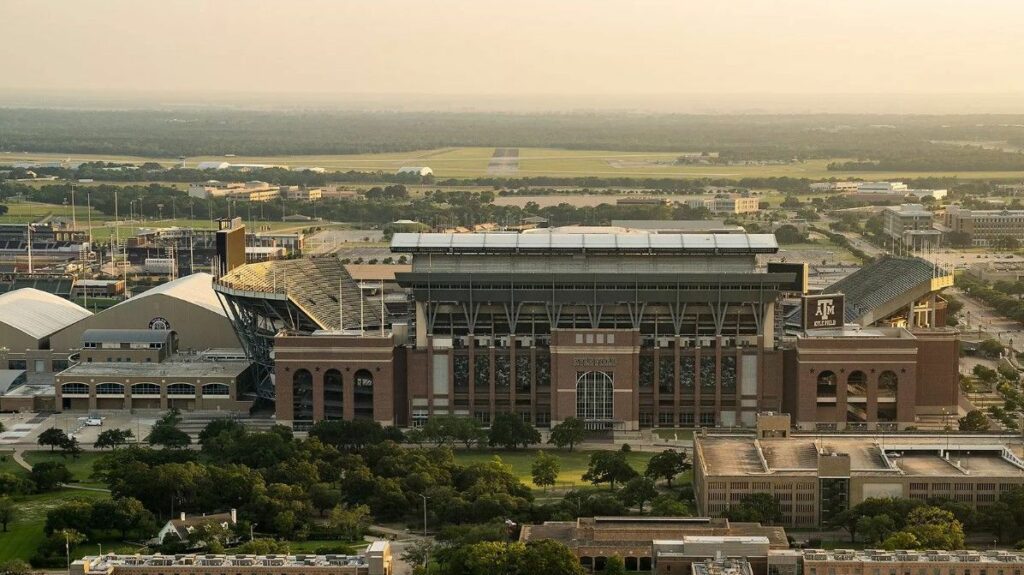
<box><xmin>8</xmin><ymin>148</ymin><xmax>1024</xmax><ymax>180</ymax></box>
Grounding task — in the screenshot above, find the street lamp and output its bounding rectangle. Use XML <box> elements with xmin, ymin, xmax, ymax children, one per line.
<box><xmin>250</xmin><ymin>522</ymin><xmax>258</xmax><ymax>541</ymax></box>
<box><xmin>419</xmin><ymin>493</ymin><xmax>429</xmax><ymax>537</ymax></box>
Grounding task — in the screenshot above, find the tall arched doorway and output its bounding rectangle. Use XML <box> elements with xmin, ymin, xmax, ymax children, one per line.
<box><xmin>577</xmin><ymin>371</ymin><xmax>614</xmax><ymax>429</ymax></box>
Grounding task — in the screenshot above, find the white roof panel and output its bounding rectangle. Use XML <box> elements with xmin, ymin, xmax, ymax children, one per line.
<box><xmin>389</xmin><ymin>233</ymin><xmax>419</xmax><ymax>250</ymax></box>
<box><xmin>715</xmin><ymin>234</ymin><xmax>750</xmax><ymax>249</ymax></box>
<box><xmin>615</xmin><ymin>234</ymin><xmax>651</xmax><ymax>250</ymax></box>
<box><xmin>583</xmin><ymin>234</ymin><xmax>617</xmax><ymax>249</ymax></box>
<box><xmin>681</xmin><ymin>234</ymin><xmax>716</xmax><ymax>249</ymax></box>
<box><xmin>0</xmin><ymin>288</ymin><xmax>92</xmax><ymax>340</ymax></box>
<box><xmin>111</xmin><ymin>273</ymin><xmax>225</xmax><ymax>316</ymax></box>
<box><xmin>483</xmin><ymin>234</ymin><xmax>518</xmax><ymax>249</ymax></box>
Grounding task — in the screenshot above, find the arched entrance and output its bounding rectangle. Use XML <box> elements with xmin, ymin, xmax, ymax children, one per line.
<box><xmin>576</xmin><ymin>370</ymin><xmax>614</xmax><ymax>430</ymax></box>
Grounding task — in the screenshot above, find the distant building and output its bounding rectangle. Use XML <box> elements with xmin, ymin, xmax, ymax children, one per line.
<box><xmin>680</xmin><ymin>195</ymin><xmax>760</xmax><ymax>215</ymax></box>
<box><xmin>187</xmin><ymin>180</ymin><xmax>280</xmax><ymax>202</ymax></box>
<box><xmin>881</xmin><ymin>204</ymin><xmax>941</xmax><ymax>250</ymax></box>
<box><xmin>396</xmin><ymin>166</ymin><xmax>433</xmax><ymax>177</ymax></box>
<box><xmin>809</xmin><ymin>181</ymin><xmax>858</xmax><ymax>193</ymax></box>
<box><xmin>944</xmin><ymin>205</ymin><xmax>1024</xmax><ymax>246</ymax></box>
<box><xmin>856</xmin><ymin>181</ymin><xmax>947</xmax><ymax>200</ymax></box>
<box><xmin>967</xmin><ymin>260</ymin><xmax>1024</xmax><ymax>283</ymax></box>
<box><xmin>195</xmin><ymin>161</ymin><xmax>231</xmax><ymax>171</ymax></box>
<box><xmin>71</xmin><ymin>279</ymin><xmax>125</xmax><ymax>298</ymax></box>
<box><xmin>280</xmin><ymin>185</ymin><xmax>323</xmax><ymax>202</ymax></box>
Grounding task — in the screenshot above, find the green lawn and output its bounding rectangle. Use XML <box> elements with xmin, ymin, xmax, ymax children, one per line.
<box><xmin>0</xmin><ymin>451</ymin><xmax>27</xmax><ymax>476</ymax></box>
<box><xmin>0</xmin><ymin>489</ymin><xmax>112</xmax><ymax>562</ymax></box>
<box><xmin>452</xmin><ymin>448</ymin><xmax>655</xmax><ymax>491</ymax></box>
<box><xmin>22</xmin><ymin>451</ymin><xmax>106</xmax><ymax>487</ymax></box>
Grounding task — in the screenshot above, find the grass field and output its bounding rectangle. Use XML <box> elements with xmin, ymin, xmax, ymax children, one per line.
<box><xmin>452</xmin><ymin>448</ymin><xmax>657</xmax><ymax>491</ymax></box>
<box><xmin>0</xmin><ymin>489</ymin><xmax>114</xmax><ymax>562</ymax></box>
<box><xmin>10</xmin><ymin>148</ymin><xmax>1024</xmax><ymax>180</ymax></box>
<box><xmin>22</xmin><ymin>451</ymin><xmax>106</xmax><ymax>487</ymax></box>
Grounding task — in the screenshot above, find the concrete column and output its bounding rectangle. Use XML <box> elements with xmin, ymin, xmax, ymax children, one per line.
<box><xmin>762</xmin><ymin>302</ymin><xmax>775</xmax><ymax>349</ymax></box>
<box><xmin>415</xmin><ymin>302</ymin><xmax>428</xmax><ymax>349</ymax></box>
<box><xmin>313</xmin><ymin>370</ymin><xmax>325</xmax><ymax>422</ymax></box>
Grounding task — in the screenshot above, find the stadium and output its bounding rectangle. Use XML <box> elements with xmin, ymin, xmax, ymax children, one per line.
<box><xmin>213</xmin><ymin>231</ymin><xmax>960</xmax><ymax>434</ymax></box>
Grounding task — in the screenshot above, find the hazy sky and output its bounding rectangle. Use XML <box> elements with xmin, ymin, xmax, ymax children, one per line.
<box><xmin>2</xmin><ymin>0</ymin><xmax>1023</xmax><ymax>109</ymax></box>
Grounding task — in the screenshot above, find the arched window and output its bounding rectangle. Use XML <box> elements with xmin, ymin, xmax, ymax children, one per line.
<box><xmin>167</xmin><ymin>383</ymin><xmax>196</xmax><ymax>397</ymax></box>
<box><xmin>847</xmin><ymin>371</ymin><xmax>867</xmax><ymax>399</ymax></box>
<box><xmin>293</xmin><ymin>369</ymin><xmax>314</xmax><ymax>422</ymax></box>
<box><xmin>202</xmin><ymin>383</ymin><xmax>230</xmax><ymax>397</ymax></box>
<box><xmin>131</xmin><ymin>383</ymin><xmax>160</xmax><ymax>396</ymax></box>
<box><xmin>353</xmin><ymin>369</ymin><xmax>374</xmax><ymax>420</ymax></box>
<box><xmin>576</xmin><ymin>371</ymin><xmax>614</xmax><ymax>423</ymax></box>
<box><xmin>61</xmin><ymin>382</ymin><xmax>88</xmax><ymax>395</ymax></box>
<box><xmin>817</xmin><ymin>370</ymin><xmax>837</xmax><ymax>398</ymax></box>
<box><xmin>879</xmin><ymin>371</ymin><xmax>898</xmax><ymax>398</ymax></box>
<box><xmin>324</xmin><ymin>369</ymin><xmax>343</xmax><ymax>420</ymax></box>
<box><xmin>96</xmin><ymin>382</ymin><xmax>125</xmax><ymax>395</ymax></box>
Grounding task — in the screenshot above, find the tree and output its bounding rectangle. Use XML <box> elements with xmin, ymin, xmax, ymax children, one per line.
<box><xmin>548</xmin><ymin>418</ymin><xmax>585</xmax><ymax>452</ymax></box>
<box><xmin>95</xmin><ymin>428</ymin><xmax>134</xmax><ymax>449</ymax></box>
<box><xmin>440</xmin><ymin>540</ymin><xmax>584</xmax><ymax>575</ymax></box>
<box><xmin>147</xmin><ymin>410</ymin><xmax>192</xmax><ymax>448</ymax></box>
<box><xmin>235</xmin><ymin>539</ymin><xmax>290</xmax><ymax>555</ymax></box>
<box><xmin>582</xmin><ymin>450</ymin><xmax>638</xmax><ymax>490</ymax></box>
<box><xmin>618</xmin><ymin>477</ymin><xmax>658</xmax><ymax>514</ymax></box>
<box><xmin>37</xmin><ymin>427</ymin><xmax>69</xmax><ymax>451</ymax></box>
<box><xmin>60</xmin><ymin>435</ymin><xmax>82</xmax><ymax>459</ymax></box>
<box><xmin>645</xmin><ymin>449</ymin><xmax>690</xmax><ymax>488</ymax></box>
<box><xmin>488</xmin><ymin>413</ymin><xmax>541</xmax><ymax>450</ymax></box>
<box><xmin>29</xmin><ymin>461</ymin><xmax>72</xmax><ymax>492</ymax></box>
<box><xmin>531</xmin><ymin>451</ymin><xmax>559</xmax><ymax>491</ymax></box>
<box><xmin>188</xmin><ymin>521</ymin><xmax>233</xmax><ymax>553</ymax></box>
<box><xmin>651</xmin><ymin>494</ymin><xmax>690</xmax><ymax>516</ymax></box>
<box><xmin>903</xmin><ymin>506</ymin><xmax>964</xmax><ymax>549</ymax></box>
<box><xmin>725</xmin><ymin>493</ymin><xmax>782</xmax><ymax>525</ymax></box>
<box><xmin>979</xmin><ymin>339</ymin><xmax>1006</xmax><ymax>358</ymax></box>
<box><xmin>973</xmin><ymin>364</ymin><xmax>998</xmax><ymax>383</ymax></box>
<box><xmin>0</xmin><ymin>497</ymin><xmax>15</xmax><ymax>532</ymax></box>
<box><xmin>604</xmin><ymin>555</ymin><xmax>627</xmax><ymax>575</ymax></box>
<box><xmin>959</xmin><ymin>409</ymin><xmax>991</xmax><ymax>431</ymax></box>
<box><xmin>328</xmin><ymin>503</ymin><xmax>372</xmax><ymax>541</ymax></box>
<box><xmin>856</xmin><ymin>514</ymin><xmax>896</xmax><ymax>545</ymax></box>
<box><xmin>774</xmin><ymin>225</ymin><xmax>805</xmax><ymax>244</ymax></box>
<box><xmin>310</xmin><ymin>483</ymin><xmax>343</xmax><ymax>517</ymax></box>
<box><xmin>881</xmin><ymin>531</ymin><xmax>919</xmax><ymax>550</ymax></box>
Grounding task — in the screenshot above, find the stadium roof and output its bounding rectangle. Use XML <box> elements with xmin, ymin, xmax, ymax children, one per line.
<box><xmin>824</xmin><ymin>256</ymin><xmax>944</xmax><ymax>324</ymax></box>
<box><xmin>0</xmin><ymin>288</ymin><xmax>92</xmax><ymax>340</ymax></box>
<box><xmin>112</xmin><ymin>273</ymin><xmax>225</xmax><ymax>316</ymax></box>
<box><xmin>214</xmin><ymin>255</ymin><xmax>388</xmax><ymax>331</ymax></box>
<box><xmin>391</xmin><ymin>232</ymin><xmax>778</xmax><ymax>255</ymax></box>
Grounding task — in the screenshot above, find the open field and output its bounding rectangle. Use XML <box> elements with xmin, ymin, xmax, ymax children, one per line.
<box><xmin>9</xmin><ymin>148</ymin><xmax>1024</xmax><ymax>180</ymax></box>
<box><xmin>0</xmin><ymin>489</ymin><xmax>114</xmax><ymax>563</ymax></box>
<box><xmin>23</xmin><ymin>451</ymin><xmax>106</xmax><ymax>487</ymax></box>
<box><xmin>452</xmin><ymin>448</ymin><xmax>656</xmax><ymax>491</ymax></box>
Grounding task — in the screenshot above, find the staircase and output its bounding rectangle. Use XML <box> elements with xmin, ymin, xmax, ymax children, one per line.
<box><xmin>178</xmin><ymin>411</ymin><xmax>277</xmax><ymax>438</ymax></box>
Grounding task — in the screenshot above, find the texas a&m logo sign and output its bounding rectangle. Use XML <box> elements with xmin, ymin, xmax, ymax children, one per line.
<box><xmin>803</xmin><ymin>294</ymin><xmax>844</xmax><ymax>330</ymax></box>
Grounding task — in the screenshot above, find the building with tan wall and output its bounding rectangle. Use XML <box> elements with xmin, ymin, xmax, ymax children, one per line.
<box><xmin>71</xmin><ymin>542</ymin><xmax>392</xmax><ymax>575</ymax></box>
<box><xmin>694</xmin><ymin>418</ymin><xmax>1024</xmax><ymax>528</ymax></box>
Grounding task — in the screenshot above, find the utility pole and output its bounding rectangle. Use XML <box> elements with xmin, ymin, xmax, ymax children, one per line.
<box><xmin>70</xmin><ymin>182</ymin><xmax>77</xmax><ymax>231</ymax></box>
<box><xmin>26</xmin><ymin>224</ymin><xmax>32</xmax><ymax>273</ymax></box>
<box><xmin>381</xmin><ymin>279</ymin><xmax>385</xmax><ymax>337</ymax></box>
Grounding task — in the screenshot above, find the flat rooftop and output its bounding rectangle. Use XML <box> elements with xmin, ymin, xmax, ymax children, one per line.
<box><xmin>74</xmin><ymin>552</ymin><xmax>371</xmax><ymax>574</ymax></box>
<box><xmin>800</xmin><ymin>549</ymin><xmax>1024</xmax><ymax>564</ymax></box>
<box><xmin>698</xmin><ymin>434</ymin><xmax>1024</xmax><ymax>477</ymax></box>
<box><xmin>57</xmin><ymin>357</ymin><xmax>250</xmax><ymax>379</ymax></box>
<box><xmin>391</xmin><ymin>232</ymin><xmax>778</xmax><ymax>255</ymax></box>
<box><xmin>520</xmin><ymin>516</ymin><xmax>788</xmax><ymax>550</ymax></box>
